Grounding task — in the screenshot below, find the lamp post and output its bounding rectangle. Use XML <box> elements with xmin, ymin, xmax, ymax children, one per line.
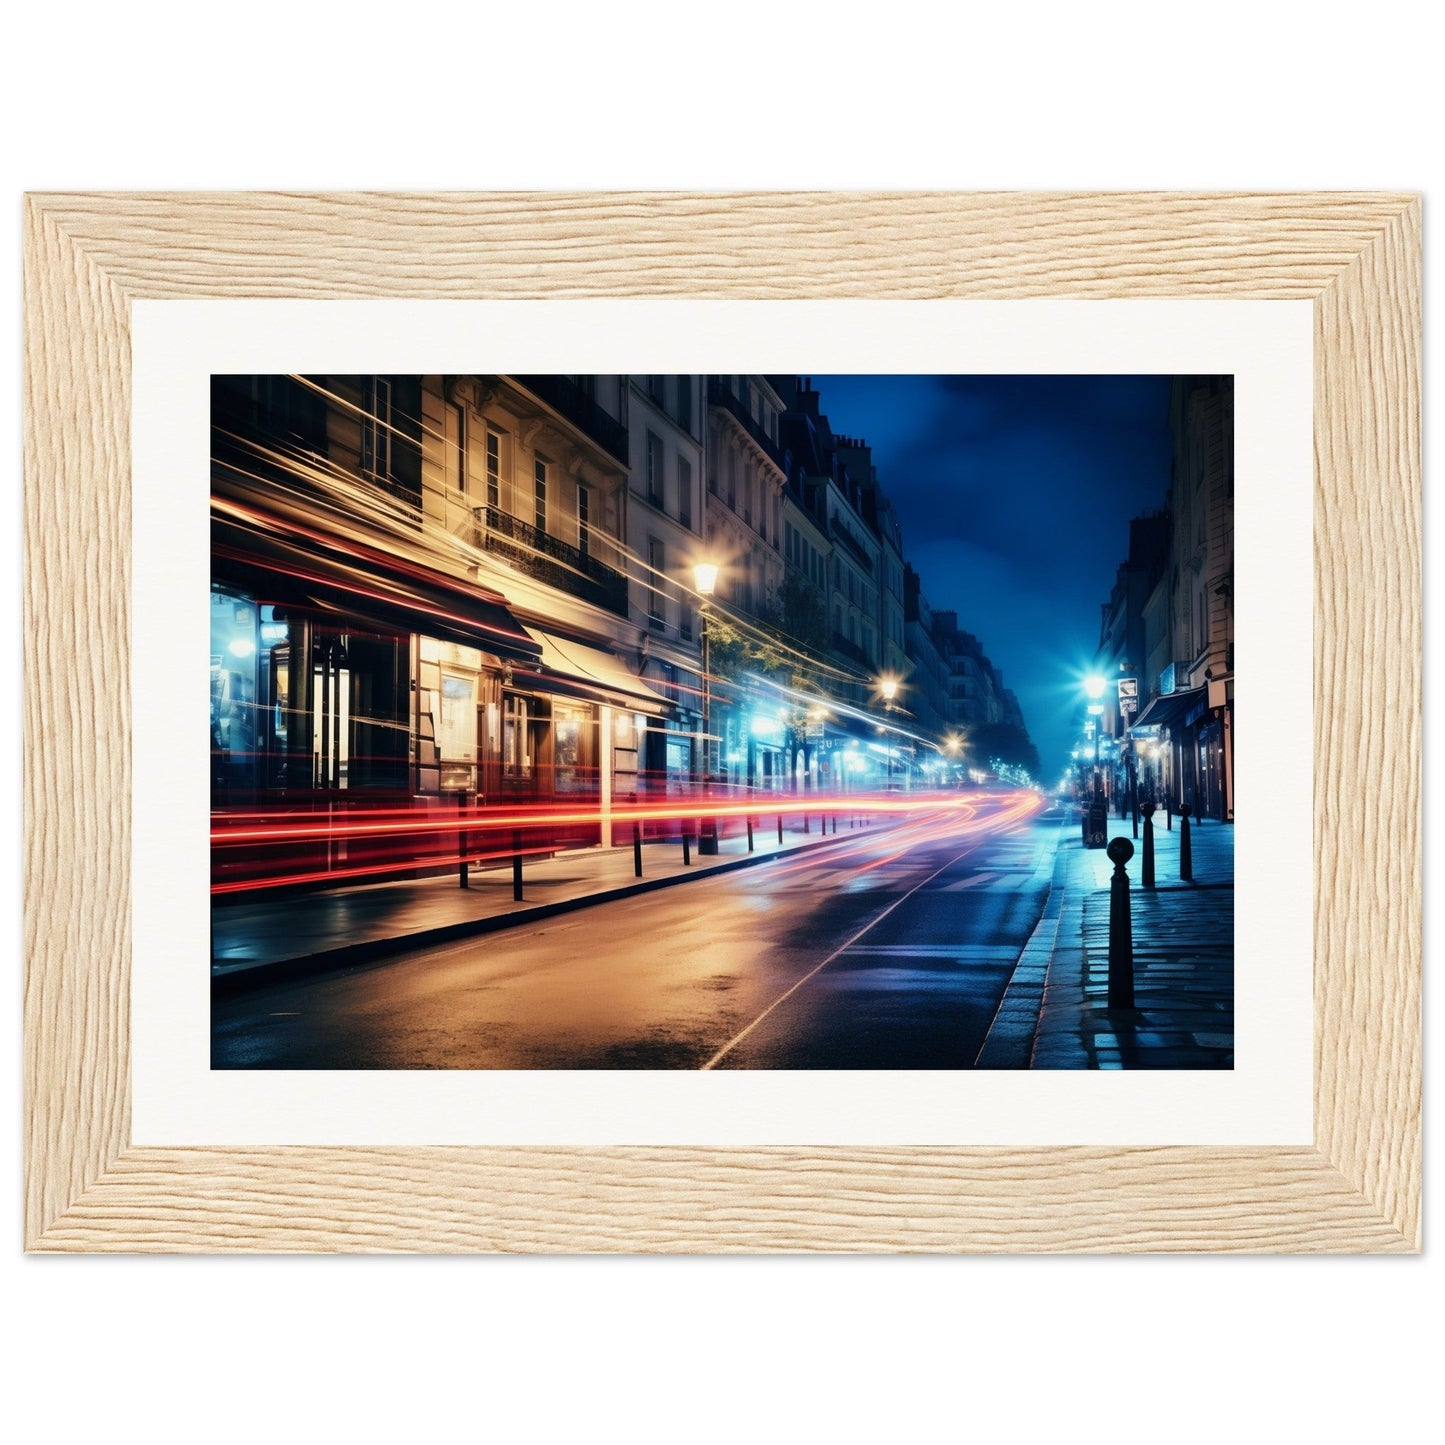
<box><xmin>944</xmin><ymin>732</ymin><xmax>962</xmax><ymax>789</ymax></box>
<box><xmin>1084</xmin><ymin>672</ymin><xmax>1107</xmax><ymax>801</ymax></box>
<box><xmin>694</xmin><ymin>562</ymin><xmax>719</xmax><ymax>854</ymax></box>
<box><xmin>879</xmin><ymin>676</ymin><xmax>899</xmax><ymax>790</ymax></box>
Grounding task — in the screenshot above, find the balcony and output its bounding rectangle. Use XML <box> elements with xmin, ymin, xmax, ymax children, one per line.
<box><xmin>830</xmin><ymin>631</ymin><xmax>873</xmax><ymax>669</ymax></box>
<box><xmin>831</xmin><ymin>521</ymin><xmax>874</xmax><ymax>571</ymax></box>
<box><xmin>707</xmin><ymin>377</ymin><xmax>786</xmax><ymax>470</ymax></box>
<box><xmin>511</xmin><ymin>375</ymin><xmax>630</xmax><ymax>465</ymax></box>
<box><xmin>477</xmin><ymin>505</ymin><xmax>629</xmax><ymax>616</ymax></box>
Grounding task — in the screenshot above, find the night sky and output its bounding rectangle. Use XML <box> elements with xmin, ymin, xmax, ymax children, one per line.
<box><xmin>809</xmin><ymin>375</ymin><xmax>1174</xmax><ymax>778</ymax></box>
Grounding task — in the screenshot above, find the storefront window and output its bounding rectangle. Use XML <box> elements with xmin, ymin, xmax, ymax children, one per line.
<box><xmin>211</xmin><ymin>589</ymin><xmax>259</xmax><ymax>796</ymax></box>
<box><xmin>503</xmin><ymin>694</ymin><xmax>532</xmax><ymax>780</ymax></box>
<box><xmin>437</xmin><ymin>671</ymin><xmax>477</xmax><ymax>791</ymax></box>
<box><xmin>553</xmin><ymin>703</ymin><xmax>589</xmax><ymax>793</ymax></box>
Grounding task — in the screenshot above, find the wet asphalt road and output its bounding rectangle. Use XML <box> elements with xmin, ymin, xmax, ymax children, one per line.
<box><xmin>212</xmin><ymin>797</ymin><xmax>1060</xmax><ymax>1070</ymax></box>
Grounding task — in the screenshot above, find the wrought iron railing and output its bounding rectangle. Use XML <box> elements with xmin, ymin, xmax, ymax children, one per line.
<box><xmin>707</xmin><ymin>378</ymin><xmax>787</xmax><ymax>470</ymax></box>
<box><xmin>477</xmin><ymin>505</ymin><xmax>629</xmax><ymax>616</ymax></box>
<box><xmin>511</xmin><ymin>376</ymin><xmax>630</xmax><ymax>464</ymax></box>
<box><xmin>830</xmin><ymin>631</ymin><xmax>873</xmax><ymax>669</ymax></box>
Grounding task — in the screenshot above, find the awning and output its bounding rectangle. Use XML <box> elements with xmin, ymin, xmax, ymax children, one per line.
<box><xmin>1133</xmin><ymin>685</ymin><xmax>1206</xmax><ymax>731</ymax></box>
<box><xmin>212</xmin><ymin>503</ymin><xmax>541</xmax><ymax>664</ymax></box>
<box><xmin>517</xmin><ymin>627</ymin><xmax>671</xmax><ymax>715</ymax></box>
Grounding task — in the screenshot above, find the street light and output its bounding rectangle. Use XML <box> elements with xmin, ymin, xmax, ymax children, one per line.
<box><xmin>943</xmin><ymin>732</ymin><xmax>962</xmax><ymax>788</ymax></box>
<box><xmin>1082</xmin><ymin>672</ymin><xmax>1107</xmax><ymax>799</ymax></box>
<box><xmin>879</xmin><ymin>675</ymin><xmax>899</xmax><ymax>790</ymax></box>
<box><xmin>694</xmin><ymin>561</ymin><xmax>719</xmax><ymax>854</ymax></box>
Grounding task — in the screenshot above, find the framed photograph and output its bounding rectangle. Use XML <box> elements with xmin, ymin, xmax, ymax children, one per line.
<box><xmin>23</xmin><ymin>192</ymin><xmax>1420</xmax><ymax>1252</ymax></box>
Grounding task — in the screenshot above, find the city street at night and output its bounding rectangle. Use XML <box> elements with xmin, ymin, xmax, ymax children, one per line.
<box><xmin>209</xmin><ymin>370</ymin><xmax>1235</xmax><ymax>1072</ymax></box>
<box><xmin>213</xmin><ymin>792</ymin><xmax>1058</xmax><ymax>1070</ymax></box>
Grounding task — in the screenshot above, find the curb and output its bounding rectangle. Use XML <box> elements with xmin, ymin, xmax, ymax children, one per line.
<box><xmin>211</xmin><ymin>827</ymin><xmax>859</xmax><ymax>997</ymax></box>
<box><xmin>972</xmin><ymin>820</ymin><xmax>1070</xmax><ymax>1068</ymax></box>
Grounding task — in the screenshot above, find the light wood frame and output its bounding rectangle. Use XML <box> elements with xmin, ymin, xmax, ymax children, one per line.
<box><xmin>23</xmin><ymin>192</ymin><xmax>1421</xmax><ymax>1253</ymax></box>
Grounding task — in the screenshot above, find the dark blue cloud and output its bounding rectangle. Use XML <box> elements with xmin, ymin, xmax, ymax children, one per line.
<box><xmin>810</xmin><ymin>375</ymin><xmax>1173</xmax><ymax>774</ymax></box>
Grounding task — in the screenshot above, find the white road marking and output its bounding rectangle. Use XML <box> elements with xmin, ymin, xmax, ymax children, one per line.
<box><xmin>699</xmin><ymin>834</ymin><xmax>998</xmax><ymax>1070</ymax></box>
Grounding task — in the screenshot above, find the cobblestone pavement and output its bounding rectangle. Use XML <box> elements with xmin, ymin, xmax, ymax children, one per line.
<box><xmin>1027</xmin><ymin>810</ymin><xmax>1234</xmax><ymax>1069</ymax></box>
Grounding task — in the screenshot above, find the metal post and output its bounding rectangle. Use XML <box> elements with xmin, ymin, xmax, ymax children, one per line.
<box><xmin>1178</xmin><ymin>803</ymin><xmax>1193</xmax><ymax>882</ymax></box>
<box><xmin>458</xmin><ymin>789</ymin><xmax>470</xmax><ymax>888</ymax></box>
<box><xmin>746</xmin><ymin>816</ymin><xmax>754</xmax><ymax>852</ymax></box>
<box><xmin>699</xmin><ymin>604</ymin><xmax>718</xmax><ymax>855</ymax></box>
<box><xmin>1106</xmin><ymin>837</ymin><xmax>1136</xmax><ymax>1009</ymax></box>
<box><xmin>803</xmin><ymin>812</ymin><xmax>810</xmax><ymax>834</ymax></box>
<box><xmin>633</xmin><ymin>819</ymin><xmax>643</xmax><ymax>877</ymax></box>
<box><xmin>511</xmin><ymin>828</ymin><xmax>524</xmax><ymax>902</ymax></box>
<box><xmin>1129</xmin><ymin>751</ymin><xmax>1139</xmax><ymax>839</ymax></box>
<box><xmin>682</xmin><ymin>824</ymin><xmax>691</xmax><ymax>866</ymax></box>
<box><xmin>1140</xmin><ymin>801</ymin><xmax>1156</xmax><ymax>889</ymax></box>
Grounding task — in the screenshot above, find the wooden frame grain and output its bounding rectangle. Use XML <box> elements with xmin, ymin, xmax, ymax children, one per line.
<box><xmin>23</xmin><ymin>192</ymin><xmax>1421</xmax><ymax>1253</ymax></box>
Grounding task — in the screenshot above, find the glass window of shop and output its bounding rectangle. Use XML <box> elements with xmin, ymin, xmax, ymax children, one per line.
<box><xmin>552</xmin><ymin>702</ymin><xmax>594</xmax><ymax>794</ymax></box>
<box><xmin>211</xmin><ymin>589</ymin><xmax>263</xmax><ymax>798</ymax></box>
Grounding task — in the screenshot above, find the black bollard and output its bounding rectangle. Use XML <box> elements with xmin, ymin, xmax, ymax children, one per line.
<box><xmin>803</xmin><ymin>812</ymin><xmax>810</xmax><ymax>834</ymax></box>
<box><xmin>1178</xmin><ymin>803</ymin><xmax>1193</xmax><ymax>882</ymax></box>
<box><xmin>457</xmin><ymin>789</ymin><xmax>470</xmax><ymax>889</ymax></box>
<box><xmin>633</xmin><ymin>820</ymin><xmax>643</xmax><ymax>878</ymax></box>
<box><xmin>682</xmin><ymin>825</ymin><xmax>691</xmax><ymax>866</ymax></box>
<box><xmin>777</xmin><ymin>814</ymin><xmax>784</xmax><ymax>845</ymax></box>
<box><xmin>512</xmin><ymin>829</ymin><xmax>524</xmax><ymax>902</ymax></box>
<box><xmin>1106</xmin><ymin>836</ymin><xmax>1136</xmax><ymax>1009</ymax></box>
<box><xmin>1165</xmin><ymin>795</ymin><xmax>1172</xmax><ymax>831</ymax></box>
<box><xmin>1140</xmin><ymin>802</ymin><xmax>1156</xmax><ymax>890</ymax></box>
<box><xmin>746</xmin><ymin>816</ymin><xmax>755</xmax><ymax>852</ymax></box>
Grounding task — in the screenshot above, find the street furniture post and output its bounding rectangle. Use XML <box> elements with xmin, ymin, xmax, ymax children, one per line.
<box><xmin>746</xmin><ymin>816</ymin><xmax>755</xmax><ymax>852</ymax></box>
<box><xmin>457</xmin><ymin>789</ymin><xmax>469</xmax><ymax>890</ymax></box>
<box><xmin>682</xmin><ymin>823</ymin><xmax>691</xmax><ymax>866</ymax></box>
<box><xmin>1106</xmin><ymin>836</ymin><xmax>1136</xmax><ymax>1009</ymax></box>
<box><xmin>1178</xmin><ymin>802</ymin><xmax>1193</xmax><ymax>882</ymax></box>
<box><xmin>511</xmin><ymin>829</ymin><xmax>524</xmax><ymax>902</ymax></box>
<box><xmin>633</xmin><ymin>819</ymin><xmax>643</xmax><ymax>878</ymax></box>
<box><xmin>1140</xmin><ymin>801</ymin><xmax>1156</xmax><ymax>890</ymax></box>
<box><xmin>777</xmin><ymin>814</ymin><xmax>783</xmax><ymax>845</ymax></box>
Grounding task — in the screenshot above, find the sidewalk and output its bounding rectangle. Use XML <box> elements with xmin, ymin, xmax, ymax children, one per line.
<box><xmin>981</xmin><ymin>809</ymin><xmax>1234</xmax><ymax>1069</ymax></box>
<box><xmin>212</xmin><ymin>809</ymin><xmax>884</xmax><ymax>992</ymax></box>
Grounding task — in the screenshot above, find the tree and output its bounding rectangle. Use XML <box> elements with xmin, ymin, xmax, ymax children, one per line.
<box><xmin>701</xmin><ymin>581</ymin><xmax>846</xmax><ymax>790</ymax></box>
<box><xmin>970</xmin><ymin>722</ymin><xmax>1041</xmax><ymax>779</ymax></box>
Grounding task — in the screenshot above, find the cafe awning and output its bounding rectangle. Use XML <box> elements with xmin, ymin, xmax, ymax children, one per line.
<box><xmin>212</xmin><ymin>502</ymin><xmax>542</xmax><ymax>664</ymax></box>
<box><xmin>1133</xmin><ymin>685</ymin><xmax>1206</xmax><ymax>731</ymax></box>
<box><xmin>516</xmin><ymin>627</ymin><xmax>672</xmax><ymax>715</ymax></box>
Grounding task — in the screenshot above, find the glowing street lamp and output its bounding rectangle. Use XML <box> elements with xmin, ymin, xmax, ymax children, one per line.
<box><xmin>1082</xmin><ymin>671</ymin><xmax>1110</xmax><ymax>800</ymax></box>
<box><xmin>878</xmin><ymin>675</ymin><xmax>900</xmax><ymax>789</ymax></box>
<box><xmin>694</xmin><ymin>561</ymin><xmax>719</xmax><ymax>854</ymax></box>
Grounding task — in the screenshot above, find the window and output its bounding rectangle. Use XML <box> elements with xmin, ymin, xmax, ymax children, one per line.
<box><xmin>646</xmin><ymin>431</ymin><xmax>664</xmax><ymax>507</ymax></box>
<box><xmin>444</xmin><ymin>401</ymin><xmax>466</xmax><ymax>493</ymax></box>
<box><xmin>649</xmin><ymin>375</ymin><xmax>665</xmax><ymax>403</ymax></box>
<box><xmin>360</xmin><ymin>377</ymin><xmax>392</xmax><ymax>478</ymax></box>
<box><xmin>486</xmin><ymin>427</ymin><xmax>505</xmax><ymax>510</ymax></box>
<box><xmin>675</xmin><ymin>376</ymin><xmax>692</xmax><ymax>433</ymax></box>
<box><xmin>503</xmin><ymin>694</ymin><xmax>532</xmax><ymax>780</ymax></box>
<box><xmin>647</xmin><ymin>537</ymin><xmax>665</xmax><ymax>629</ymax></box>
<box><xmin>677</xmin><ymin>455</ymin><xmax>692</xmax><ymax>529</ymax></box>
<box><xmin>534</xmin><ymin>458</ymin><xmax>548</xmax><ymax>533</ymax></box>
<box><xmin>577</xmin><ymin>483</ymin><xmax>590</xmax><ymax>559</ymax></box>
